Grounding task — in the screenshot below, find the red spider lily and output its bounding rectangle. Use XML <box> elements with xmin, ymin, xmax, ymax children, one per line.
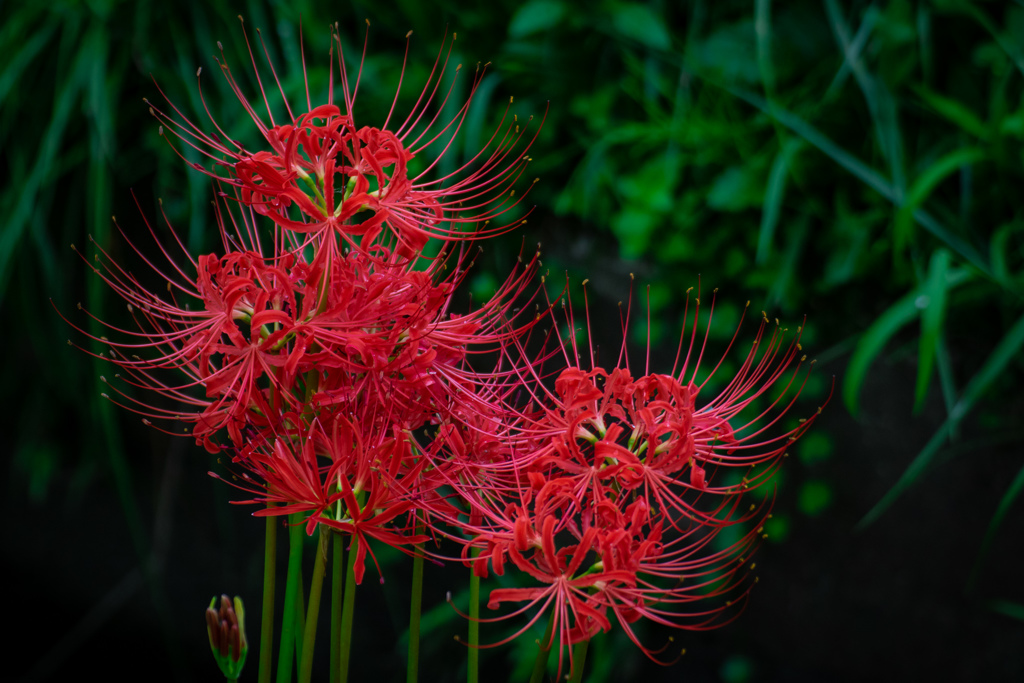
<box><xmin>430</xmin><ymin>280</ymin><xmax>829</xmax><ymax>668</ymax></box>
<box><xmin>63</xmin><ymin>180</ymin><xmax>547</xmax><ymax>453</ymax></box>
<box><xmin>439</xmin><ymin>476</ymin><xmax>624</xmax><ymax>679</ymax></box>
<box><xmin>146</xmin><ymin>23</ymin><xmax>544</xmax><ymax>260</ymax></box>
<box><xmin>442</xmin><ymin>459</ymin><xmax>771</xmax><ymax>668</ymax></box>
<box><xmin>59</xmin><ymin>16</ymin><xmax>835</xmax><ymax>676</ymax></box>
<box><xmin>441</xmin><ymin>468</ymin><xmax>763</xmax><ymax>675</ymax></box>
<box><xmin>501</xmin><ymin>282</ymin><xmax>827</xmax><ymax>522</ymax></box>
<box><xmin>302</xmin><ymin>242</ymin><xmax>547</xmax><ymax>432</ymax></box>
<box><xmin>219</xmin><ymin>414</ymin><xmax>433</xmax><ymax>585</ymax></box>
<box><xmin>63</xmin><ymin>176</ymin><xmax>549</xmax><ymax>585</ymax></box>
<box><xmin>60</xmin><ymin>197</ymin><xmax>292</xmax><ymax>452</ymax></box>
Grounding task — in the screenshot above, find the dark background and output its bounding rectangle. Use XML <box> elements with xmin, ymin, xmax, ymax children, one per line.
<box><xmin>4</xmin><ymin>1</ymin><xmax>1024</xmax><ymax>681</ymax></box>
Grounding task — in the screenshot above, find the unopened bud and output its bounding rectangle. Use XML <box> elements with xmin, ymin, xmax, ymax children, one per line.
<box><xmin>206</xmin><ymin>594</ymin><xmax>248</xmax><ymax>680</ymax></box>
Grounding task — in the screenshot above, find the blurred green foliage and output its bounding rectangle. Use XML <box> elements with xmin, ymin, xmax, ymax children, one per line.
<box><xmin>4</xmin><ymin>0</ymin><xmax>1024</xmax><ymax>679</ymax></box>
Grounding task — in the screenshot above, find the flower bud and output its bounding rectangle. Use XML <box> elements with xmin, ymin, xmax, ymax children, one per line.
<box><xmin>205</xmin><ymin>594</ymin><xmax>248</xmax><ymax>681</ymax></box>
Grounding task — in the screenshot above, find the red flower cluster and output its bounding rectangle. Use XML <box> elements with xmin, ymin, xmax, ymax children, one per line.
<box><xmin>432</xmin><ymin>290</ymin><xmax>827</xmax><ymax>673</ymax></box>
<box><xmin>147</xmin><ymin>27</ymin><xmax>537</xmax><ymax>262</ymax></box>
<box><xmin>67</xmin><ymin>25</ymin><xmax>545</xmax><ymax>583</ymax></box>
<box><xmin>64</xmin><ymin>22</ymin><xmax>826</xmax><ymax>674</ymax></box>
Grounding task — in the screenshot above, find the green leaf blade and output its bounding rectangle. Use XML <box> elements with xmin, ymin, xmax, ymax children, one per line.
<box><xmin>843</xmin><ymin>290</ymin><xmax>921</xmax><ymax>416</ymax></box>
<box><xmin>915</xmin><ymin>249</ymin><xmax>952</xmax><ymax>412</ymax></box>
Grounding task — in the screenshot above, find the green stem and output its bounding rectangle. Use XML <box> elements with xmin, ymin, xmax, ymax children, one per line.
<box><xmin>294</xmin><ymin>570</ymin><xmax>306</xmax><ymax>662</ymax></box>
<box><xmin>276</xmin><ymin>514</ymin><xmax>305</xmax><ymax>683</ymax></box>
<box><xmin>406</xmin><ymin>532</ymin><xmax>424</xmax><ymax>683</ymax></box>
<box><xmin>258</xmin><ymin>511</ymin><xmax>277</xmax><ymax>683</ymax></box>
<box><xmin>330</xmin><ymin>533</ymin><xmax>344</xmax><ymax>683</ymax></box>
<box><xmin>299</xmin><ymin>528</ymin><xmax>330</xmax><ymax>683</ymax></box>
<box><xmin>298</xmin><ymin>172</ymin><xmax>327</xmax><ymax>209</ymax></box>
<box><xmin>468</xmin><ymin>547</ymin><xmax>480</xmax><ymax>683</ymax></box>
<box><xmin>568</xmin><ymin>639</ymin><xmax>590</xmax><ymax>683</ymax></box>
<box><xmin>337</xmin><ymin>536</ymin><xmax>359</xmax><ymax>683</ymax></box>
<box><xmin>528</xmin><ymin>610</ymin><xmax>556</xmax><ymax>683</ymax></box>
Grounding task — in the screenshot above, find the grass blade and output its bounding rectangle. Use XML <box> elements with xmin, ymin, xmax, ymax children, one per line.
<box><xmin>910</xmin><ymin>207</ymin><xmax>992</xmax><ymax>279</ymax></box>
<box><xmin>989</xmin><ymin>600</ymin><xmax>1024</xmax><ymax>622</ymax></box>
<box><xmin>895</xmin><ymin>147</ymin><xmax>986</xmax><ymax>254</ymax></box>
<box><xmin>917</xmin><ymin>3</ymin><xmax>933</xmax><ymax>85</ymax></box>
<box><xmin>968</xmin><ymin>462</ymin><xmax>1024</xmax><ymax>590</ymax></box>
<box><xmin>857</xmin><ymin>419</ymin><xmax>952</xmax><ymax>529</ymax></box>
<box><xmin>915</xmin><ymin>249</ymin><xmax>951</xmax><ymax>412</ymax></box>
<box><xmin>911</xmin><ymin>85</ymin><xmax>989</xmax><ymax>140</ymax></box>
<box><xmin>0</xmin><ymin>33</ymin><xmax>87</xmax><ymax>303</ymax></box>
<box><xmin>824</xmin><ymin>4</ymin><xmax>879</xmax><ymax>99</ymax></box>
<box><xmin>844</xmin><ymin>267</ymin><xmax>973</xmax><ymax>416</ymax></box>
<box><xmin>843</xmin><ymin>289</ymin><xmax>919</xmax><ymax>416</ymax></box>
<box><xmin>711</xmin><ymin>83</ymin><xmax>996</xmax><ymax>278</ymax></box>
<box><xmin>825</xmin><ymin>0</ymin><xmax>905</xmax><ymax>197</ymax></box>
<box><xmin>952</xmin><ymin>310</ymin><xmax>1024</xmax><ymax>422</ymax></box>
<box><xmin>935</xmin><ymin>333</ymin><xmax>958</xmax><ymax>435</ymax></box>
<box><xmin>945</xmin><ymin>1</ymin><xmax>1024</xmax><ymax>79</ymax></box>
<box><xmin>859</xmin><ymin>309</ymin><xmax>1024</xmax><ymax>528</ymax></box>
<box><xmin>755</xmin><ymin>0</ymin><xmax>776</xmax><ymax>96</ymax></box>
<box><xmin>0</xmin><ymin>22</ymin><xmax>58</xmax><ymax>109</ymax></box>
<box><xmin>764</xmin><ymin>214</ymin><xmax>807</xmax><ymax>309</ymax></box>
<box><xmin>721</xmin><ymin>84</ymin><xmax>895</xmax><ymax>199</ymax></box>
<box><xmin>756</xmin><ymin>140</ymin><xmax>800</xmax><ymax>264</ymax></box>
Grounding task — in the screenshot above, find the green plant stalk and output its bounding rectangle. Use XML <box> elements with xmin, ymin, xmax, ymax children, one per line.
<box><xmin>528</xmin><ymin>610</ymin><xmax>556</xmax><ymax>683</ymax></box>
<box><xmin>295</xmin><ymin>572</ymin><xmax>306</xmax><ymax>661</ymax></box>
<box><xmin>468</xmin><ymin>547</ymin><xmax>480</xmax><ymax>683</ymax></box>
<box><xmin>330</xmin><ymin>532</ymin><xmax>344</xmax><ymax>683</ymax></box>
<box><xmin>259</xmin><ymin>511</ymin><xmax>278</xmax><ymax>683</ymax></box>
<box><xmin>299</xmin><ymin>528</ymin><xmax>330</xmax><ymax>683</ymax></box>
<box><xmin>277</xmin><ymin>514</ymin><xmax>305</xmax><ymax>683</ymax></box>
<box><xmin>292</xmin><ymin>573</ymin><xmax>303</xmax><ymax>663</ymax></box>
<box><xmin>337</xmin><ymin>536</ymin><xmax>359</xmax><ymax>683</ymax></box>
<box><xmin>568</xmin><ymin>639</ymin><xmax>590</xmax><ymax>683</ymax></box>
<box><xmin>406</xmin><ymin>533</ymin><xmax>425</xmax><ymax>683</ymax></box>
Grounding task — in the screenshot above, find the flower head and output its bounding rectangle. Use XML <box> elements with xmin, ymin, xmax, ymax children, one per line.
<box><xmin>146</xmin><ymin>24</ymin><xmax>543</xmax><ymax>260</ymax></box>
<box><xmin>431</xmin><ymin>281</ymin><xmax>830</xmax><ymax>670</ymax></box>
<box><xmin>61</xmin><ymin>23</ymin><xmax>553</xmax><ymax>590</ymax></box>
